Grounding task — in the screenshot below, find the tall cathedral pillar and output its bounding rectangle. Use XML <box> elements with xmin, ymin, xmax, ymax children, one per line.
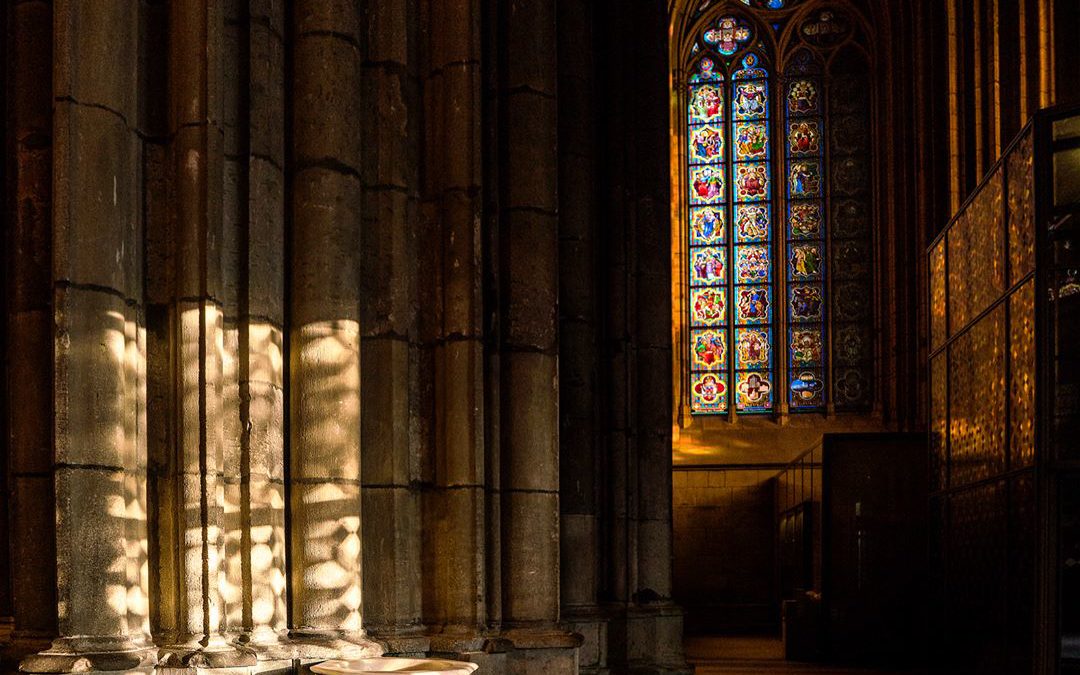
<box><xmin>21</xmin><ymin>2</ymin><xmax>155</xmax><ymax>671</ymax></box>
<box><xmin>556</xmin><ymin>1</ymin><xmax>606</xmax><ymax>672</ymax></box>
<box><xmin>220</xmin><ymin>0</ymin><xmax>291</xmax><ymax>659</ymax></box>
<box><xmin>148</xmin><ymin>3</ymin><xmax>255</xmax><ymax>668</ymax></box>
<box><xmin>498</xmin><ymin>0</ymin><xmax>580</xmax><ymax>670</ymax></box>
<box><xmin>359</xmin><ymin>0</ymin><xmax>425</xmax><ymax>654</ymax></box>
<box><xmin>421</xmin><ymin>0</ymin><xmax>490</xmax><ymax>651</ymax></box>
<box><xmin>287</xmin><ymin>0</ymin><xmax>381</xmax><ymax>659</ymax></box>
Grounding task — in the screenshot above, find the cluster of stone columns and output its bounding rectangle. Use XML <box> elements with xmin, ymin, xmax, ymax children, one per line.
<box><xmin>0</xmin><ymin>1</ymin><xmax>687</xmax><ymax>674</ymax></box>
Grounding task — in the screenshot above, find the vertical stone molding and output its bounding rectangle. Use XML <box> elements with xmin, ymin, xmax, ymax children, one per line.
<box><xmin>359</xmin><ymin>0</ymin><xmax>425</xmax><ymax>652</ymax></box>
<box><xmin>497</xmin><ymin>0</ymin><xmax>580</xmax><ymax>670</ymax></box>
<box><xmin>20</xmin><ymin>2</ymin><xmax>155</xmax><ymax>672</ymax></box>
<box><xmin>556</xmin><ymin>0</ymin><xmax>605</xmax><ymax>671</ymax></box>
<box><xmin>221</xmin><ymin>0</ymin><xmax>291</xmax><ymax>660</ymax></box>
<box><xmin>288</xmin><ymin>0</ymin><xmax>381</xmax><ymax>659</ymax></box>
<box><xmin>7</xmin><ymin>0</ymin><xmax>58</xmax><ymax>666</ymax></box>
<box><xmin>147</xmin><ymin>2</ymin><xmax>255</xmax><ymax>668</ymax></box>
<box><xmin>422</xmin><ymin>0</ymin><xmax>489</xmax><ymax>644</ymax></box>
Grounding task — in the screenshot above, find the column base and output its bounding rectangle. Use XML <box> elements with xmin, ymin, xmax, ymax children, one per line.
<box><xmin>562</xmin><ymin>610</ymin><xmax>609</xmax><ymax>674</ymax></box>
<box><xmin>155</xmin><ymin>635</ymin><xmax>258</xmax><ymax>671</ymax></box>
<box><xmin>501</xmin><ymin>627</ymin><xmax>581</xmax><ymax>675</ymax></box>
<box><xmin>285</xmin><ymin>629</ymin><xmax>383</xmax><ymax>661</ymax></box>
<box><xmin>19</xmin><ymin>636</ymin><xmax>156</xmax><ymax>674</ymax></box>
<box><xmin>605</xmin><ymin>603</ymin><xmax>692</xmax><ymax>675</ymax></box>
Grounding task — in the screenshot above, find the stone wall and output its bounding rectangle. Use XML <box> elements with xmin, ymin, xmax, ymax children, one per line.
<box><xmin>0</xmin><ymin>1</ymin><xmax>686</xmax><ymax>674</ymax></box>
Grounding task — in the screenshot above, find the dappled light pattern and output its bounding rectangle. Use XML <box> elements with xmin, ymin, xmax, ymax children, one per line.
<box><xmin>291</xmin><ymin>320</ymin><xmax>365</xmax><ymax>632</ymax></box>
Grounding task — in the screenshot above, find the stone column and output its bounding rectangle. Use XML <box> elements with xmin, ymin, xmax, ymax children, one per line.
<box><xmin>21</xmin><ymin>2</ymin><xmax>155</xmax><ymax>672</ymax></box>
<box><xmin>7</xmin><ymin>0</ymin><xmax>57</xmax><ymax>665</ymax></box>
<box><xmin>359</xmin><ymin>0</ymin><xmax>425</xmax><ymax>654</ymax></box>
<box><xmin>222</xmin><ymin>0</ymin><xmax>291</xmax><ymax>659</ymax></box>
<box><xmin>421</xmin><ymin>0</ymin><xmax>490</xmax><ymax>649</ymax></box>
<box><xmin>499</xmin><ymin>0</ymin><xmax>580</xmax><ymax>670</ymax></box>
<box><xmin>288</xmin><ymin>0</ymin><xmax>380</xmax><ymax>658</ymax></box>
<box><xmin>148</xmin><ymin>2</ymin><xmax>255</xmax><ymax>668</ymax></box>
<box><xmin>556</xmin><ymin>0</ymin><xmax>605</xmax><ymax>672</ymax></box>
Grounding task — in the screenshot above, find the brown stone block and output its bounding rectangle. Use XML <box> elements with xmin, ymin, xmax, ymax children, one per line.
<box><xmin>223</xmin><ymin>326</ymin><xmax>243</xmax><ymax>480</ymax></box>
<box><xmin>54</xmin><ymin>467</ymin><xmax>131</xmax><ymax>637</ymax></box>
<box><xmin>560</xmin><ymin>513</ymin><xmax>597</xmax><ymax>609</ymax></box>
<box><xmin>291</xmin><ymin>322</ymin><xmax>361</xmax><ymax>481</ymax></box>
<box><xmin>504</xmin><ymin>213</ymin><xmax>558</xmax><ymax>350</ymax></box>
<box><xmin>361</xmin><ymin>337</ymin><xmax>412</xmax><ymax>487</ymax></box>
<box><xmin>636</xmin><ymin>518</ymin><xmax>672</xmax><ymax>598</ymax></box>
<box><xmin>292</xmin><ymin>37</ymin><xmax>362</xmax><ymax>172</ymax></box>
<box><xmin>248</xmin><ymin>158</ymin><xmax>286</xmax><ymax>322</ymax></box>
<box><xmin>360</xmin><ymin>189</ymin><xmax>413</xmax><ymax>336</ymax></box>
<box><xmin>247</xmin><ymin>321</ymin><xmax>285</xmax><ymax>389</ymax></box>
<box><xmin>435</xmin><ymin>340</ymin><xmax>485</xmax><ymax>487</ymax></box>
<box><xmin>507</xmin><ymin>647</ymin><xmax>578</xmax><ymax>675</ymax></box>
<box><xmin>366</xmin><ymin>0</ymin><xmax>410</xmax><ymax>65</ymax></box>
<box><xmin>290</xmin><ymin>481</ymin><xmax>363</xmax><ymax>630</ymax></box>
<box><xmin>11</xmin><ymin>1</ymin><xmax>53</xmax><ymax>136</ymax></box>
<box><xmin>54</xmin><ymin>288</ymin><xmax>137</xmax><ymax>470</ymax></box>
<box><xmin>440</xmin><ymin>193</ymin><xmax>483</xmax><ymax>337</ymax></box>
<box><xmin>558</xmin><ymin>239</ymin><xmax>594</xmax><ymax>322</ymax></box>
<box><xmin>436</xmin><ymin>65</ymin><xmax>482</xmax><ymax>192</ymax></box>
<box><xmin>294</xmin><ymin>0</ymin><xmax>362</xmax><ymax>42</ymax></box>
<box><xmin>428</xmin><ymin>0</ymin><xmax>479</xmax><ymax>70</ymax></box>
<box><xmin>502</xmin><ymin>491</ymin><xmax>559</xmax><ymax>623</ymax></box>
<box><xmin>52</xmin><ymin>103</ymin><xmax>140</xmax><ymax>294</ymax></box>
<box><xmin>363</xmin><ymin>69</ymin><xmax>413</xmax><ymax>190</ymax></box>
<box><xmin>505</xmin><ymin>0</ymin><xmax>556</xmax><ymax>94</ymax></box>
<box><xmin>9</xmin><ymin>141</ymin><xmax>52</xmax><ymax>312</ymax></box>
<box><xmin>250</xmin><ymin>21</ymin><xmax>287</xmax><ymax>167</ymax></box>
<box><xmin>170</xmin><ymin>125</ymin><xmax>219</xmax><ymax>298</ymax></box>
<box><xmin>421</xmin><ymin>487</ymin><xmax>486</xmax><ymax>626</ymax></box>
<box><xmin>222</xmin><ymin>159</ymin><xmax>244</xmax><ymax>308</ymax></box>
<box><xmin>10</xmin><ymin>476</ymin><xmax>58</xmax><ymax>634</ymax></box>
<box><xmin>503</xmin><ymin>351</ymin><xmax>558</xmax><ymax>492</ymax></box>
<box><xmin>168</xmin><ymin>3</ymin><xmax>211</xmax><ymax>128</ymax></box>
<box><xmin>8</xmin><ymin>309</ymin><xmax>53</xmax><ymax>474</ymax></box>
<box><xmin>505</xmin><ymin>94</ymin><xmax>558</xmax><ymax>212</ymax></box>
<box><xmin>290</xmin><ymin>168</ymin><xmax>363</xmax><ymax>325</ymax></box>
<box><xmin>54</xmin><ymin>0</ymin><xmax>137</xmax><ymax>121</ymax></box>
<box><xmin>361</xmin><ymin>486</ymin><xmax>421</xmax><ymax>630</ymax></box>
<box><xmin>246</xmin><ymin>380</ymin><xmax>286</xmax><ymax>481</ymax></box>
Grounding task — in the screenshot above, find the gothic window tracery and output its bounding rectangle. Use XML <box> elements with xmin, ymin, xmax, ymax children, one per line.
<box><xmin>683</xmin><ymin>3</ymin><xmax>875</xmax><ymax>417</ymax></box>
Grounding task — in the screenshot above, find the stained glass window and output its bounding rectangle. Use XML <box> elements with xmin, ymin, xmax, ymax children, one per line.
<box><xmin>785</xmin><ymin>50</ymin><xmax>826</xmax><ymax>411</ymax></box>
<box><xmin>685</xmin><ymin>8</ymin><xmax>874</xmax><ymax>417</ymax></box>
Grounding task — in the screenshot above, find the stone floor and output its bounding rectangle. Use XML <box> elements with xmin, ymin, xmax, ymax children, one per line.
<box><xmin>685</xmin><ymin>637</ymin><xmax>924</xmax><ymax>674</ymax></box>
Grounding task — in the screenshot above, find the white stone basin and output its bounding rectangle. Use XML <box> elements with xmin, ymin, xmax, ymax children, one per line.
<box><xmin>310</xmin><ymin>658</ymin><xmax>480</xmax><ymax>675</ymax></box>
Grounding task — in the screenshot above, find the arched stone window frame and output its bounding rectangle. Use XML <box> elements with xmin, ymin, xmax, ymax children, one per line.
<box><xmin>669</xmin><ymin>0</ymin><xmax>882</xmax><ymax>434</ymax></box>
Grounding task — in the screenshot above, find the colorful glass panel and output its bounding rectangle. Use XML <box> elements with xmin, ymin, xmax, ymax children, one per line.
<box><xmin>784</xmin><ymin>67</ymin><xmax>826</xmax><ymax>411</ymax></box>
<box><xmin>734</xmin><ymin>204</ymin><xmax>770</xmax><ymax>243</ymax></box>
<box><xmin>687</xmin><ymin>58</ymin><xmax>730</xmax><ymax>413</ymax></box>
<box><xmin>704</xmin><ymin>16</ymin><xmax>753</xmax><ymax>56</ymax></box>
<box><xmin>691</xmin><ymin>372</ymin><xmax>728</xmax><ymax>413</ymax></box>
<box><xmin>691</xmin><ymin>329</ymin><xmax>727</xmax><ymax>370</ymax></box>
<box><xmin>690</xmin><ymin>206</ymin><xmax>726</xmax><ymax>245</ymax></box>
<box><xmin>691</xmin><ymin>247</ymin><xmax>727</xmax><ymax>285</ymax></box>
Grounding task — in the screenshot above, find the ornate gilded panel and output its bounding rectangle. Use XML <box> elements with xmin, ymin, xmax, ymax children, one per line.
<box><xmin>969</xmin><ymin>167</ymin><xmax>1006</xmax><ymax>318</ymax></box>
<box><xmin>949</xmin><ymin>306</ymin><xmax>1006</xmax><ymax>488</ymax></box>
<box><xmin>931</xmin><ymin>240</ymin><xmax>947</xmax><ymax>350</ymax></box>
<box><xmin>1007</xmin><ymin>129</ymin><xmax>1035</xmax><ymax>283</ymax></box>
<box><xmin>947</xmin><ymin>210</ymin><xmax>972</xmax><ymax>335</ymax></box>
<box><xmin>930</xmin><ymin>353</ymin><xmax>948</xmax><ymax>492</ymax></box>
<box><xmin>1009</xmin><ymin>281</ymin><xmax>1035</xmax><ymax>469</ymax></box>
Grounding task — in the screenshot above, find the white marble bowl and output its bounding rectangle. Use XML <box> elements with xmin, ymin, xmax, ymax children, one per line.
<box><xmin>310</xmin><ymin>658</ymin><xmax>480</xmax><ymax>675</ymax></box>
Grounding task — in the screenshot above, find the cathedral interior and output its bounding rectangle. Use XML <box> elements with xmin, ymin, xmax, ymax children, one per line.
<box><xmin>1</xmin><ymin>1</ymin><xmax>1079</xmax><ymax>674</ymax></box>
